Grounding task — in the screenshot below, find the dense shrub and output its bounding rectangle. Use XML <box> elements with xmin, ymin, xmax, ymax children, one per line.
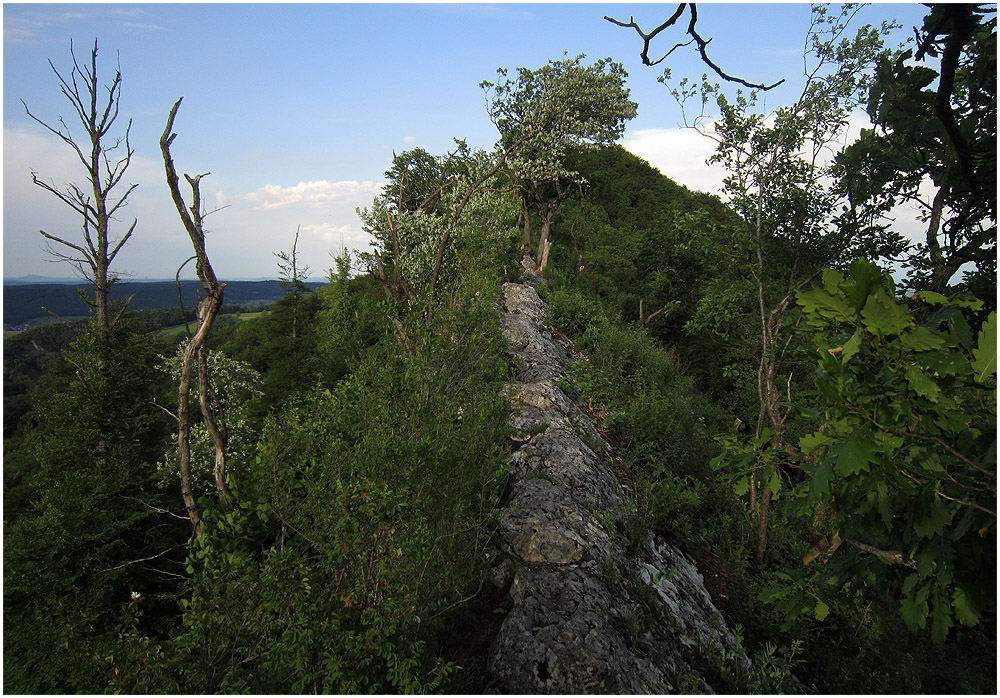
<box><xmin>113</xmin><ymin>282</ymin><xmax>511</xmax><ymax>693</ymax></box>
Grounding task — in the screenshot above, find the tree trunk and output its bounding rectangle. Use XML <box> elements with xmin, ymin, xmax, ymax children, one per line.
<box><xmin>520</xmin><ymin>201</ymin><xmax>533</xmax><ymax>259</ymax></box>
<box><xmin>25</xmin><ymin>40</ymin><xmax>137</xmax><ymax>346</ymax></box>
<box><xmin>161</xmin><ymin>98</ymin><xmax>229</xmax><ymax>534</ymax></box>
<box><xmin>535</xmin><ymin>207</ymin><xmax>553</xmax><ymax>273</ymax></box>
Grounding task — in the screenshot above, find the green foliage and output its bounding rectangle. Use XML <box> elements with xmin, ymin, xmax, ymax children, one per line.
<box><xmin>546</xmin><ymin>288</ymin><xmax>611</xmax><ymax>337</ymax></box>
<box><xmin>358</xmin><ymin>144</ymin><xmax>520</xmax><ymax>306</ymax></box>
<box><xmin>482</xmin><ymin>53</ymin><xmax>638</xmax><ymax>162</ymax></box>
<box><xmin>4</xmin><ymin>321</ymin><xmax>184</xmax><ymax>694</ymax></box>
<box><xmin>548</xmin><ymin>290</ymin><xmax>733</xmax><ymax>550</ymax></box>
<box><xmin>838</xmin><ymin>4</ymin><xmax>996</xmax><ymax>297</ymax></box>
<box><xmin>156</xmin><ymin>344</ymin><xmax>263</xmax><ymax>498</ymax></box>
<box><xmin>113</xmin><ymin>279</ymin><xmax>511</xmax><ymax>692</ymax></box>
<box><xmin>787</xmin><ymin>259</ymin><xmax>995</xmax><ymax>643</ymax></box>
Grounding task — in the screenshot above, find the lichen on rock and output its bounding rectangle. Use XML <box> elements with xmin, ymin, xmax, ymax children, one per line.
<box><xmin>487</xmin><ymin>263</ymin><xmax>747</xmax><ymax>693</ymax></box>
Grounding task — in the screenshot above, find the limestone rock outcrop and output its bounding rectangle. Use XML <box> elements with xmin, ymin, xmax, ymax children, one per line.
<box><xmin>487</xmin><ymin>262</ymin><xmax>747</xmax><ymax>693</ymax></box>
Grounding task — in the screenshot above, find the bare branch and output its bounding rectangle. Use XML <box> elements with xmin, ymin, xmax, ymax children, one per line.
<box><xmin>605</xmin><ymin>4</ymin><xmax>785</xmax><ymax>90</ymax></box>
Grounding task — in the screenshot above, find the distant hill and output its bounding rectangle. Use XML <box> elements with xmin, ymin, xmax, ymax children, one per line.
<box><xmin>3</xmin><ymin>279</ymin><xmax>325</xmax><ymax>328</ymax></box>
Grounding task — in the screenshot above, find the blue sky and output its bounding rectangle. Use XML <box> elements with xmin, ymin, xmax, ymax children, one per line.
<box><xmin>4</xmin><ymin>2</ymin><xmax>930</xmax><ymax>280</ymax></box>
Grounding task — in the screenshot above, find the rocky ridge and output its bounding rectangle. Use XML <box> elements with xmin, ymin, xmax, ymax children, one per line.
<box><xmin>487</xmin><ymin>261</ymin><xmax>747</xmax><ymax>693</ymax></box>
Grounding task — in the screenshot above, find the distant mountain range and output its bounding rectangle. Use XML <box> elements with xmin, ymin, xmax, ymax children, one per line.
<box><xmin>3</xmin><ymin>275</ymin><xmax>324</xmax><ymax>285</ymax></box>
<box><xmin>3</xmin><ymin>279</ymin><xmax>325</xmax><ymax>328</ymax></box>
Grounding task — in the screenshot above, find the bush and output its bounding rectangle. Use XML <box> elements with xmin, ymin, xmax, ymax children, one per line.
<box><xmin>113</xmin><ymin>283</ymin><xmax>511</xmax><ymax>693</ymax></box>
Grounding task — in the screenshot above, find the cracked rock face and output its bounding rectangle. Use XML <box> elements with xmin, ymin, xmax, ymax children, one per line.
<box><xmin>487</xmin><ymin>268</ymin><xmax>747</xmax><ymax>694</ymax></box>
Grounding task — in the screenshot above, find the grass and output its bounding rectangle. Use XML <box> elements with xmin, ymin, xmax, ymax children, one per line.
<box><xmin>154</xmin><ymin>310</ymin><xmax>265</xmax><ymax>341</ymax></box>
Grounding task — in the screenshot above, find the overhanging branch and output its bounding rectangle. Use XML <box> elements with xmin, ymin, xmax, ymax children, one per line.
<box><xmin>605</xmin><ymin>4</ymin><xmax>785</xmax><ymax>90</ymax></box>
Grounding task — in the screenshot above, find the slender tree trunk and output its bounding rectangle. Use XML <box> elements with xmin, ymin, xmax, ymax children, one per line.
<box><xmin>25</xmin><ymin>40</ymin><xmax>137</xmax><ymax>346</ymax></box>
<box><xmin>197</xmin><ymin>344</ymin><xmax>227</xmax><ymax>500</ymax></box>
<box><xmin>161</xmin><ymin>98</ymin><xmax>229</xmax><ymax>534</ymax></box>
<box><xmin>536</xmin><ymin>213</ymin><xmax>553</xmax><ymax>273</ymax></box>
<box><xmin>520</xmin><ymin>201</ymin><xmax>533</xmax><ymax>259</ymax></box>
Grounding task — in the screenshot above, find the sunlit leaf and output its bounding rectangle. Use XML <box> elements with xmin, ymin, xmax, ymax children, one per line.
<box><xmin>916</xmin><ymin>290</ymin><xmax>951</xmax><ymax>305</ymax></box>
<box><xmin>972</xmin><ymin>311</ymin><xmax>997</xmax><ymax>382</ymax></box>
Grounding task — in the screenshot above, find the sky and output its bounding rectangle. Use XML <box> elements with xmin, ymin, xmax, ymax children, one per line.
<box><xmin>3</xmin><ymin>2</ymin><xmax>932</xmax><ymax>281</ymax></box>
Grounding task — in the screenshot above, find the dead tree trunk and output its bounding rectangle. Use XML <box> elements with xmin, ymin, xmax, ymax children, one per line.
<box><xmin>23</xmin><ymin>39</ymin><xmax>138</xmax><ymax>343</ymax></box>
<box><xmin>160</xmin><ymin>97</ymin><xmax>228</xmax><ymax>536</ymax></box>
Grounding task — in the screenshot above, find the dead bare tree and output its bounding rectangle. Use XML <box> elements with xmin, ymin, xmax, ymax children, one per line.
<box><xmin>160</xmin><ymin>97</ymin><xmax>228</xmax><ymax>537</ymax></box>
<box><xmin>22</xmin><ymin>39</ymin><xmax>138</xmax><ymax>340</ymax></box>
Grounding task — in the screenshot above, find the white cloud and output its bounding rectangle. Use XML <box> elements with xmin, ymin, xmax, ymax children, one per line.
<box><xmin>622</xmin><ymin>111</ymin><xmax>930</xmax><ymax>249</ymax></box>
<box><xmin>621</xmin><ymin>126</ymin><xmax>726</xmax><ymax>195</ymax></box>
<box><xmin>402</xmin><ymin>136</ymin><xmax>418</xmax><ymax>144</ymax></box>
<box><xmin>121</xmin><ymin>21</ymin><xmax>164</xmax><ymax>31</ymax></box>
<box><xmin>3</xmin><ymin>10</ymin><xmax>91</xmax><ymax>44</ymax></box>
<box><xmin>221</xmin><ymin>179</ymin><xmax>383</xmax><ymax>210</ymax></box>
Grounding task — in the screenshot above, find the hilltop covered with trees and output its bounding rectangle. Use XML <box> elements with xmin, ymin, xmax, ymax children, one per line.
<box><xmin>4</xmin><ymin>4</ymin><xmax>995</xmax><ymax>693</ymax></box>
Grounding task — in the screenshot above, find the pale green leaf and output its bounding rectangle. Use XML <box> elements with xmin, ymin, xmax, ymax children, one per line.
<box><xmin>840</xmin><ymin>332</ymin><xmax>864</xmax><ymax>364</ymax></box>
<box><xmin>917</xmin><ymin>290</ymin><xmax>951</xmax><ymax>305</ymax></box>
<box><xmin>814</xmin><ymin>598</ymin><xmax>830</xmax><ymax>621</ymax></box>
<box><xmin>768</xmin><ymin>469</ymin><xmax>782</xmax><ymax>496</ymax></box>
<box><xmin>972</xmin><ymin>311</ymin><xmax>997</xmax><ymax>382</ymax></box>
<box><xmin>952</xmin><ymin>587</ymin><xmax>981</xmax><ymax>627</ymax></box>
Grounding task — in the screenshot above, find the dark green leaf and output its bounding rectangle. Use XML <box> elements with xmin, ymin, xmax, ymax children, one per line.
<box><xmin>900</xmin><ymin>594</ymin><xmax>928</xmax><ymax>631</ymax></box>
<box><xmin>833</xmin><ymin>428</ymin><xmax>876</xmax><ymax>476</ymax></box>
<box><xmin>900</xmin><ymin>325</ymin><xmax>945</xmax><ymax>352</ymax></box>
<box><xmin>930</xmin><ymin>590</ymin><xmax>954</xmax><ymax>644</ymax></box>
<box><xmin>845</xmin><ymin>259</ymin><xmax>884</xmax><ymax>311</ymax></box>
<box><xmin>904</xmin><ymin>364</ymin><xmax>942</xmax><ymax>400</ymax></box>
<box><xmin>810</xmin><ymin>460</ymin><xmax>834</xmax><ymax>500</ymax></box>
<box><xmin>914</xmin><ymin>495</ymin><xmax>953</xmax><ymax>538</ymax></box>
<box><xmin>952</xmin><ymin>586</ymin><xmax>981</xmax><ymax>627</ymax></box>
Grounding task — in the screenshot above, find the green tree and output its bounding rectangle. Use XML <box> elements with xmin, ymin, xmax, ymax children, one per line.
<box><xmin>156</xmin><ymin>347</ymin><xmax>263</xmax><ymax>501</ymax></box>
<box><xmin>3</xmin><ymin>323</ymin><xmax>183</xmax><ymax>693</ymax></box>
<box><xmin>838</xmin><ymin>4</ymin><xmax>996</xmax><ymax>298</ymax></box>
<box><xmin>481</xmin><ymin>54</ymin><xmax>638</xmax><ymax>272</ymax></box>
<box><xmin>772</xmin><ymin>259</ymin><xmax>995</xmax><ymax>644</ymax></box>
<box><xmin>113</xmin><ymin>270</ymin><xmax>512</xmax><ymax>693</ymax></box>
<box><xmin>678</xmin><ymin>5</ymin><xmax>907</xmax><ymax>561</ymax></box>
<box><xmin>358</xmin><ymin>144</ymin><xmax>519</xmax><ymax>320</ymax></box>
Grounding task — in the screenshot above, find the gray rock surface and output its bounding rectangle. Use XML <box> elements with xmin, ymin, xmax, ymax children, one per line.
<box><xmin>487</xmin><ymin>263</ymin><xmax>747</xmax><ymax>693</ymax></box>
